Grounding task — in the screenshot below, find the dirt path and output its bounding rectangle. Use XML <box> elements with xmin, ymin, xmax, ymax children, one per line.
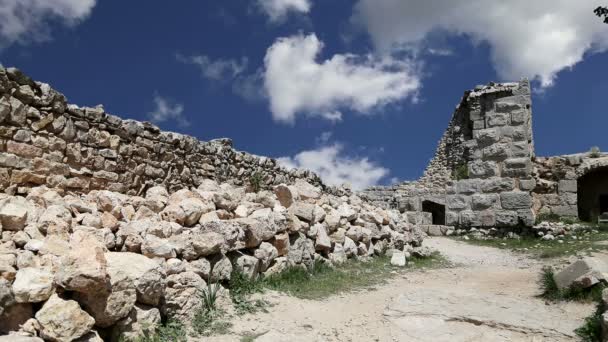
<box><xmin>208</xmin><ymin>238</ymin><xmax>594</xmax><ymax>342</ymax></box>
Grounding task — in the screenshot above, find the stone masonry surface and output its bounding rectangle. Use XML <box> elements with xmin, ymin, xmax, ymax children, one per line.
<box><xmin>0</xmin><ymin>66</ymin><xmax>337</xmax><ymax>197</ymax></box>
<box><xmin>0</xmin><ymin>67</ymin><xmax>425</xmax><ymax>341</ymax></box>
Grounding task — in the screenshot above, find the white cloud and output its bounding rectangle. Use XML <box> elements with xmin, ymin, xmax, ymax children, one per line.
<box><xmin>278</xmin><ymin>143</ymin><xmax>389</xmax><ymax>190</ymax></box>
<box><xmin>257</xmin><ymin>0</ymin><xmax>311</xmax><ymax>22</ymax></box>
<box><xmin>176</xmin><ymin>54</ymin><xmax>248</xmax><ymax>81</ymax></box>
<box><xmin>264</xmin><ymin>33</ymin><xmax>420</xmax><ymax>124</ymax></box>
<box><xmin>0</xmin><ymin>0</ymin><xmax>96</xmax><ymax>47</ymax></box>
<box><xmin>353</xmin><ymin>0</ymin><xmax>608</xmax><ymax>87</ymax></box>
<box><xmin>148</xmin><ymin>95</ymin><xmax>189</xmax><ymax>128</ymax></box>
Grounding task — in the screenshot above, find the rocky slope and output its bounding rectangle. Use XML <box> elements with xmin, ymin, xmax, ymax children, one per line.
<box><xmin>0</xmin><ymin>178</ymin><xmax>423</xmax><ymax>341</ymax></box>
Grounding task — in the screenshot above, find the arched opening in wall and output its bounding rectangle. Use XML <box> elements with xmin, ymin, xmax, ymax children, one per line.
<box><xmin>422</xmin><ymin>200</ymin><xmax>446</xmax><ymax>225</ymax></box>
<box><xmin>577</xmin><ymin>167</ymin><xmax>608</xmax><ymax>222</ymax></box>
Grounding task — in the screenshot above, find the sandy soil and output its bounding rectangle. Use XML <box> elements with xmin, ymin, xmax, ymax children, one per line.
<box><xmin>206</xmin><ymin>238</ymin><xmax>594</xmax><ymax>342</ymax></box>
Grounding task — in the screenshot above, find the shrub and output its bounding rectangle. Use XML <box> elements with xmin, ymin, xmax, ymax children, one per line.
<box><xmin>200</xmin><ymin>282</ymin><xmax>221</xmax><ymax>312</ymax></box>
<box><xmin>453</xmin><ymin>164</ymin><xmax>469</xmax><ymax>180</ymax></box>
<box><xmin>589</xmin><ymin>146</ymin><xmax>601</xmax><ymax>158</ymax></box>
<box><xmin>249</xmin><ymin>172</ymin><xmax>264</xmax><ymax>192</ymax></box>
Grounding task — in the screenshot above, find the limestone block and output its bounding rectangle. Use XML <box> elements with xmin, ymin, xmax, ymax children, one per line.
<box><xmin>500</xmin><ymin>192</ymin><xmax>532</xmax><ymax>210</ymax></box>
<box><xmin>105</xmin><ymin>252</ymin><xmax>165</xmax><ymax>306</ymax></box>
<box><xmin>12</xmin><ymin>267</ymin><xmax>55</xmax><ymax>303</ymax></box>
<box><xmin>274</xmin><ymin>184</ymin><xmax>295</xmax><ymax>208</ymax></box>
<box><xmin>510</xmin><ymin>109</ymin><xmax>528</xmax><ymax>125</ymax></box>
<box><xmin>566</xmin><ymin>155</ymin><xmax>582</xmax><ymax>166</ymax></box>
<box><xmin>36</xmin><ymin>294</ymin><xmax>95</xmax><ymax>342</ymax></box>
<box><xmin>517</xmin><ymin>209</ymin><xmax>535</xmax><ymax>227</ymax></box>
<box><xmin>554</xmin><ymin>257</ymin><xmax>608</xmax><ymax>290</ymax></box>
<box><xmin>472</xmin><ymin>120</ymin><xmax>485</xmax><ymax>130</ymax></box>
<box><xmin>558</xmin><ymin>180</ymin><xmax>577</xmax><ymax>193</ymax></box>
<box><xmin>74</xmin><ymin>264</ymin><xmax>137</xmax><ymax>328</ymax></box>
<box><xmin>495</xmin><ymin>102</ymin><xmax>523</xmax><ymax>113</ymax></box>
<box><xmin>289</xmin><ymin>202</ymin><xmax>315</xmax><ymax>222</ymax></box>
<box><xmin>471</xmin><ymin>194</ymin><xmax>499</xmax><ymax>210</ymax></box>
<box><xmin>511</xmin><ymin>141</ymin><xmax>530</xmax><ymax>158</ymax></box>
<box><xmin>511</xmin><ymin>126</ymin><xmax>529</xmax><ymax>142</ymax></box>
<box><xmin>6</xmin><ymin>141</ymin><xmax>42</xmax><ymax>158</ymax></box>
<box><xmin>254</xmin><ymin>242</ymin><xmax>278</xmax><ymax>272</ymax></box>
<box><xmin>495</xmin><ymin>211</ymin><xmax>518</xmax><ymax>227</ymax></box>
<box><xmin>446</xmin><ymin>195</ymin><xmax>470</xmax><ymax>211</ymax></box>
<box><xmin>519</xmin><ymin>179</ymin><xmax>536</xmax><ymax>191</ymax></box>
<box><xmin>480</xmin><ymin>210</ymin><xmax>496</xmax><ymax>227</ymax></box>
<box><xmin>0</xmin><ymin>197</ymin><xmax>29</xmax><ymax>231</ymax></box>
<box><xmin>459</xmin><ymin>210</ymin><xmax>480</xmax><ymax>227</ymax></box>
<box><xmin>390</xmin><ymin>251</ymin><xmax>407</xmax><ymax>267</ymax></box>
<box><xmin>482</xmin><ymin>143</ymin><xmax>511</xmax><ymax>161</ymax></box>
<box><xmin>503</xmin><ymin>158</ymin><xmax>532</xmax><ymax>177</ymax></box>
<box><xmin>551</xmin><ymin>205</ymin><xmax>578</xmax><ymax>217</ymax></box>
<box><xmin>445</xmin><ymin>211</ymin><xmax>459</xmax><ymax>226</ymax></box>
<box><xmin>455</xmin><ymin>179</ymin><xmax>481</xmax><ymax>194</ymax></box>
<box><xmin>473</xmin><ymin>128</ymin><xmax>499</xmax><ymax>146</ymax></box>
<box><xmin>234</xmin><ymin>254</ymin><xmax>261</xmax><ymax>280</ymax></box>
<box><xmin>468</xmin><ymin>160</ymin><xmax>498</xmax><ymax>179</ymax></box>
<box><xmin>486</xmin><ymin>113</ymin><xmax>509</xmax><ymax>127</ymax></box>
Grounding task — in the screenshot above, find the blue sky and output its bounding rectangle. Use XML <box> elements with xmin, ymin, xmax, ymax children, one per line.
<box><xmin>0</xmin><ymin>0</ymin><xmax>607</xmax><ymax>189</ymax></box>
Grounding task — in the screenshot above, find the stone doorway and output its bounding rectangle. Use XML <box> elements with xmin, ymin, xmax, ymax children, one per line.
<box><xmin>577</xmin><ymin>167</ymin><xmax>608</xmax><ymax>222</ymax></box>
<box><xmin>422</xmin><ymin>200</ymin><xmax>446</xmax><ymax>225</ymax></box>
<box><xmin>601</xmin><ymin>195</ymin><xmax>608</xmax><ymax>217</ymax></box>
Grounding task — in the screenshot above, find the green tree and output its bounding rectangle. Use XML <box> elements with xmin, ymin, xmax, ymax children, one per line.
<box><xmin>595</xmin><ymin>6</ymin><xmax>608</xmax><ymax>23</ymax></box>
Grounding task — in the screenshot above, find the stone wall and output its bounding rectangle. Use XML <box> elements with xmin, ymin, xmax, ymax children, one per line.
<box><xmin>533</xmin><ymin>154</ymin><xmax>608</xmax><ymax>221</ymax></box>
<box><xmin>362</xmin><ymin>80</ymin><xmax>538</xmax><ymax>231</ymax></box>
<box><xmin>0</xmin><ymin>67</ymin><xmax>329</xmax><ymax>197</ymax></box>
<box><xmin>446</xmin><ymin>80</ymin><xmax>536</xmax><ymax>229</ymax></box>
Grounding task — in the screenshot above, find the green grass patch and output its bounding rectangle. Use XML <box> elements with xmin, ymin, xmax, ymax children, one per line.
<box><xmin>575</xmin><ymin>302</ymin><xmax>605</xmax><ymax>342</ymax></box>
<box><xmin>539</xmin><ymin>267</ymin><xmax>605</xmax><ymax>303</ymax></box>
<box><xmin>539</xmin><ymin>267</ymin><xmax>607</xmax><ymax>341</ymax></box>
<box><xmin>261</xmin><ymin>252</ymin><xmax>447</xmax><ymax>300</ymax></box>
<box><xmin>126</xmin><ymin>320</ymin><xmax>188</xmax><ymax>342</ymax></box>
<box><xmin>228</xmin><ymin>270</ymin><xmax>269</xmax><ymax>314</ymax></box>
<box><xmin>191</xmin><ymin>308</ymin><xmax>232</xmax><ymax>337</ymax></box>
<box><xmin>459</xmin><ymin>226</ymin><xmax>608</xmax><ymax>259</ymax></box>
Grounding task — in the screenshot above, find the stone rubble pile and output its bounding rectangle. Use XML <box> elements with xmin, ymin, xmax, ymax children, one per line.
<box><xmin>532</xmin><ymin>221</ymin><xmax>594</xmax><ymax>241</ymax></box>
<box><xmin>0</xmin><ymin>178</ymin><xmax>423</xmax><ymax>341</ymax></box>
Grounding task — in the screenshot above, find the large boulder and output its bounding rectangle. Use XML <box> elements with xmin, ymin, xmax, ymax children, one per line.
<box><xmin>12</xmin><ymin>267</ymin><xmax>54</xmax><ymax>303</ymax></box>
<box><xmin>274</xmin><ymin>184</ymin><xmax>295</xmax><ymax>208</ymax></box>
<box><xmin>105</xmin><ymin>252</ymin><xmax>165</xmax><ymax>306</ymax></box>
<box><xmin>314</xmin><ymin>224</ymin><xmax>331</xmax><ymax>252</ymax></box>
<box><xmin>554</xmin><ymin>257</ymin><xmax>608</xmax><ymax>290</ymax></box>
<box><xmin>162</xmin><ymin>271</ymin><xmax>205</xmax><ymax>321</ymax></box>
<box><xmin>55</xmin><ymin>237</ymin><xmax>110</xmax><ymax>294</ymax></box>
<box><xmin>293</xmin><ymin>180</ymin><xmax>321</xmax><ymax>200</ymax></box>
<box><xmin>287</xmin><ymin>233</ymin><xmax>315</xmax><ymax>266</ymax></box>
<box><xmin>289</xmin><ymin>202</ymin><xmax>315</xmax><ymax>223</ymax></box>
<box><xmin>141</xmin><ymin>235</ymin><xmax>176</xmax><ymax>259</ymax></box>
<box><xmin>233</xmin><ymin>254</ymin><xmax>261</xmax><ymax>280</ymax></box>
<box><xmin>74</xmin><ymin>265</ymin><xmax>137</xmax><ymax>328</ymax></box>
<box><xmin>111</xmin><ymin>304</ymin><xmax>161</xmax><ymax>342</ymax></box>
<box><xmin>36</xmin><ymin>294</ymin><xmax>95</xmax><ymax>342</ymax></box>
<box><xmin>172</xmin><ymin>231</ymin><xmax>224</xmax><ymax>260</ymax></box>
<box><xmin>235</xmin><ymin>218</ymin><xmax>278</xmax><ymax>248</ymax></box>
<box><xmin>210</xmin><ymin>254</ymin><xmax>233</xmax><ymax>281</ymax></box>
<box><xmin>254</xmin><ymin>242</ymin><xmax>278</xmax><ymax>272</ymax></box>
